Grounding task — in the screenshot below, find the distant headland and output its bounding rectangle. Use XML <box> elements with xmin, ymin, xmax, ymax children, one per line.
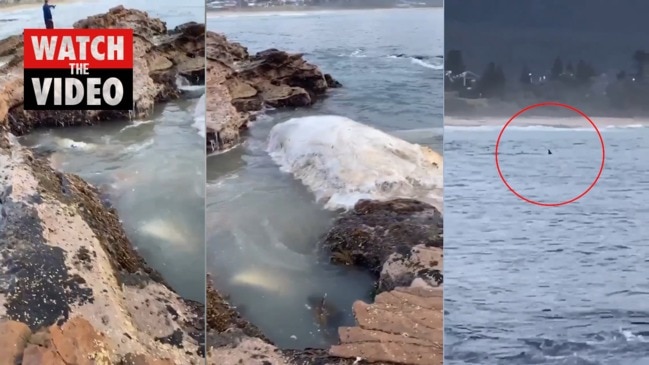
<box><xmin>206</xmin><ymin>0</ymin><xmax>442</xmax><ymax>12</ymax></box>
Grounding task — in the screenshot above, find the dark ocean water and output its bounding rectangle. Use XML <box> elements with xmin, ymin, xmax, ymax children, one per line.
<box><xmin>444</xmin><ymin>122</ymin><xmax>649</xmax><ymax>365</ymax></box>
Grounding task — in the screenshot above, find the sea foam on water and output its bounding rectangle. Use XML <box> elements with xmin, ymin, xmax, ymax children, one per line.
<box><xmin>267</xmin><ymin>115</ymin><xmax>443</xmax><ymax>211</ymax></box>
<box><xmin>193</xmin><ymin>94</ymin><xmax>206</xmax><ymax>137</ymax></box>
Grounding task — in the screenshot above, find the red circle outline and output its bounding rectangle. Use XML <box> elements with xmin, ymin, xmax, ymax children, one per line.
<box><xmin>495</xmin><ymin>102</ymin><xmax>606</xmax><ymax>207</ymax></box>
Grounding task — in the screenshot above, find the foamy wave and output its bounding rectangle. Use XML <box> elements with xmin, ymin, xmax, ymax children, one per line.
<box><xmin>391</xmin><ymin>127</ymin><xmax>442</xmax><ymax>145</ymax></box>
<box><xmin>176</xmin><ymin>75</ymin><xmax>191</xmax><ymax>87</ymax></box>
<box><xmin>267</xmin><ymin>115</ymin><xmax>443</xmax><ymax>211</ymax></box>
<box><xmin>124</xmin><ymin>138</ymin><xmax>155</xmax><ymax>153</ymax></box>
<box><xmin>119</xmin><ymin>119</ymin><xmax>154</xmax><ymax>132</ymax></box>
<box><xmin>410</xmin><ymin>58</ymin><xmax>443</xmax><ymax>70</ymax></box>
<box><xmin>339</xmin><ymin>49</ymin><xmax>367</xmax><ymax>58</ymax></box>
<box><xmin>620</xmin><ymin>329</ymin><xmax>649</xmax><ymax>343</ymax></box>
<box><xmin>54</xmin><ymin>137</ymin><xmax>98</xmax><ymax>151</ymax></box>
<box><xmin>179</xmin><ymin>84</ymin><xmax>205</xmax><ymax>99</ymax></box>
<box><xmin>387</xmin><ymin>54</ymin><xmax>443</xmax><ymax>70</ymax></box>
<box><xmin>445</xmin><ymin>124</ymin><xmax>648</xmax><ymax>132</ymax></box>
<box><xmin>208</xmin><ymin>11</ymin><xmax>310</xmax><ymax>19</ymax></box>
<box><xmin>193</xmin><ymin>94</ymin><xmax>206</xmax><ymax>138</ymax></box>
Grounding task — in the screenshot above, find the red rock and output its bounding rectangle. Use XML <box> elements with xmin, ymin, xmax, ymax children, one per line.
<box><xmin>0</xmin><ymin>320</ymin><xmax>32</xmax><ymax>365</ymax></box>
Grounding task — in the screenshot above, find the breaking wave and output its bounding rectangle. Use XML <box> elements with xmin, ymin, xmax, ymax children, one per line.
<box><xmin>193</xmin><ymin>94</ymin><xmax>206</xmax><ymax>138</ymax></box>
<box><xmin>387</xmin><ymin>54</ymin><xmax>443</xmax><ymax>70</ymax></box>
<box><xmin>446</xmin><ymin>124</ymin><xmax>648</xmax><ymax>132</ymax></box>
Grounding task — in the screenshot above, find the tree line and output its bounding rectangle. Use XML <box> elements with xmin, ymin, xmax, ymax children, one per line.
<box><xmin>445</xmin><ymin>49</ymin><xmax>649</xmax><ymax>99</ymax></box>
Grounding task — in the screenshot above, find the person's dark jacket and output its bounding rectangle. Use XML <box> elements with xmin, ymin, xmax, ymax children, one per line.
<box><xmin>43</xmin><ymin>4</ymin><xmax>55</xmax><ymax>21</ymax></box>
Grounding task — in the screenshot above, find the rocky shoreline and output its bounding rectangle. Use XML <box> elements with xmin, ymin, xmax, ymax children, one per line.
<box><xmin>0</xmin><ymin>7</ymin><xmax>205</xmax><ymax>365</ymax></box>
<box><xmin>205</xmin><ymin>30</ymin><xmax>341</xmax><ymax>153</ymax></box>
<box><xmin>205</xmin><ymin>28</ymin><xmax>444</xmax><ymax>365</ymax></box>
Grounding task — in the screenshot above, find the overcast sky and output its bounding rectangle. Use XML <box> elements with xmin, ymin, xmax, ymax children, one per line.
<box><xmin>446</xmin><ymin>0</ymin><xmax>649</xmax><ymax>33</ymax></box>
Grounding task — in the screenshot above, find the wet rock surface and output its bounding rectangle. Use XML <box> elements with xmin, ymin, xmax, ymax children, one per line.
<box><xmin>0</xmin><ymin>6</ymin><xmax>205</xmax><ymax>135</ymax></box>
<box><xmin>205</xmin><ymin>31</ymin><xmax>340</xmax><ymax>152</ymax></box>
<box><xmin>329</xmin><ymin>282</ymin><xmax>443</xmax><ymax>365</ymax></box>
<box><xmin>0</xmin><ymin>8</ymin><xmax>205</xmax><ymax>365</ymax></box>
<box><xmin>320</xmin><ymin>198</ymin><xmax>444</xmax><ymax>364</ymax></box>
<box><xmin>324</xmin><ymin>199</ymin><xmax>443</xmax><ymax>287</ymax></box>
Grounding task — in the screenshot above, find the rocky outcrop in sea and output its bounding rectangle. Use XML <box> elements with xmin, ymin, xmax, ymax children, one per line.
<box><xmin>205</xmin><ymin>31</ymin><xmax>341</xmax><ymax>153</ymax></box>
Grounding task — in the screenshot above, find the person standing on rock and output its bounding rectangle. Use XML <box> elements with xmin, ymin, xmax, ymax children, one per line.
<box><xmin>43</xmin><ymin>0</ymin><xmax>56</xmax><ymax>29</ymax></box>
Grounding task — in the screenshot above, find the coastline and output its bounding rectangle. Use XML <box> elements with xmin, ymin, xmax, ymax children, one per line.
<box><xmin>206</xmin><ymin>5</ymin><xmax>441</xmax><ymax>17</ymax></box>
<box><xmin>445</xmin><ymin>114</ymin><xmax>649</xmax><ymax>129</ymax></box>
<box><xmin>0</xmin><ymin>6</ymin><xmax>205</xmax><ymax>364</ymax></box>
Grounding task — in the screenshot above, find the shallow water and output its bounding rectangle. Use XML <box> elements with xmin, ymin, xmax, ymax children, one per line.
<box><xmin>444</xmin><ymin>119</ymin><xmax>649</xmax><ymax>364</ymax></box>
<box><xmin>206</xmin><ymin>8</ymin><xmax>443</xmax><ymax>349</ymax></box>
<box><xmin>21</xmin><ymin>97</ymin><xmax>206</xmax><ymax>302</ymax></box>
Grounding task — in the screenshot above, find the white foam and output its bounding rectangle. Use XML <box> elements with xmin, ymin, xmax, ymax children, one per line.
<box><xmin>410</xmin><ymin>58</ymin><xmax>443</xmax><ymax>70</ymax></box>
<box><xmin>179</xmin><ymin>84</ymin><xmax>205</xmax><ymax>99</ymax></box>
<box><xmin>621</xmin><ymin>329</ymin><xmax>649</xmax><ymax>343</ymax></box>
<box><xmin>207</xmin><ymin>11</ymin><xmax>310</xmax><ymax>19</ymax></box>
<box><xmin>267</xmin><ymin>115</ymin><xmax>443</xmax><ymax>211</ymax></box>
<box><xmin>445</xmin><ymin>124</ymin><xmax>648</xmax><ymax>132</ymax></box>
<box><xmin>193</xmin><ymin>94</ymin><xmax>206</xmax><ymax>138</ymax></box>
<box><xmin>339</xmin><ymin>49</ymin><xmax>367</xmax><ymax>58</ymax></box>
<box><xmin>176</xmin><ymin>75</ymin><xmax>191</xmax><ymax>87</ymax></box>
<box><xmin>124</xmin><ymin>138</ymin><xmax>154</xmax><ymax>153</ymax></box>
<box><xmin>119</xmin><ymin>119</ymin><xmax>155</xmax><ymax>132</ymax></box>
<box><xmin>54</xmin><ymin>137</ymin><xmax>97</xmax><ymax>151</ymax></box>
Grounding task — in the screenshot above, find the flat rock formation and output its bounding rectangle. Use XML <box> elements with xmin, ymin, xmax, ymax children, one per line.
<box><xmin>0</xmin><ymin>6</ymin><xmax>205</xmax><ymax>134</ymax></box>
<box><xmin>0</xmin><ymin>7</ymin><xmax>206</xmax><ymax>365</ymax></box>
<box><xmin>205</xmin><ymin>31</ymin><xmax>341</xmax><ymax>152</ymax></box>
<box><xmin>329</xmin><ymin>281</ymin><xmax>443</xmax><ymax>365</ymax></box>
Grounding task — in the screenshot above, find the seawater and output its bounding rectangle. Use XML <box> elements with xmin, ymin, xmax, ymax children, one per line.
<box><xmin>4</xmin><ymin>0</ymin><xmax>206</xmax><ymax>301</ymax></box>
<box><xmin>21</xmin><ymin>97</ymin><xmax>206</xmax><ymax>302</ymax></box>
<box><xmin>206</xmin><ymin>8</ymin><xmax>443</xmax><ymax>349</ymax></box>
<box><xmin>445</xmin><ymin>119</ymin><xmax>649</xmax><ymax>365</ymax></box>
